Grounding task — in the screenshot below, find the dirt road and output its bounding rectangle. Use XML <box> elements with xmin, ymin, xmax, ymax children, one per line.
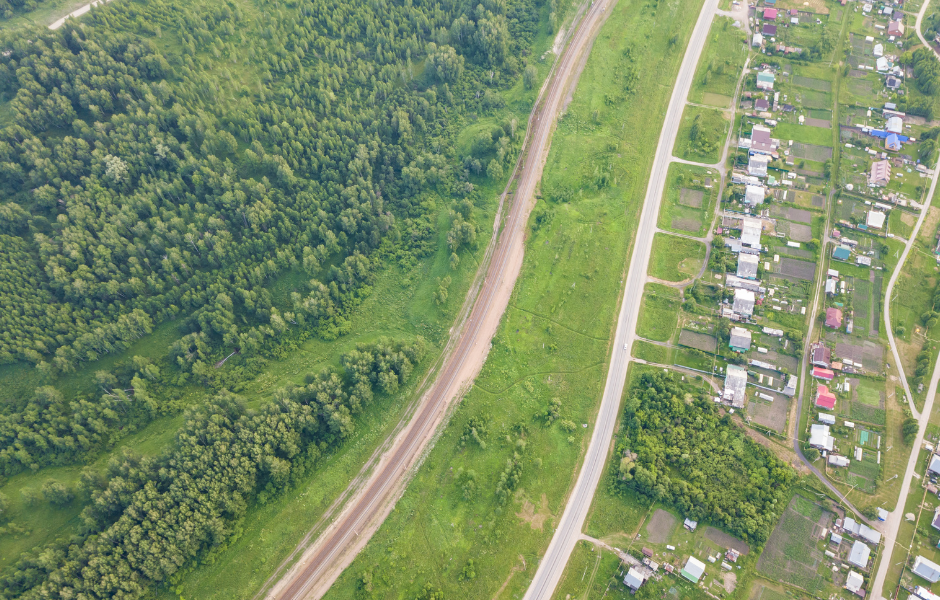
<box><xmin>263</xmin><ymin>2</ymin><xmax>615</xmax><ymax>599</ymax></box>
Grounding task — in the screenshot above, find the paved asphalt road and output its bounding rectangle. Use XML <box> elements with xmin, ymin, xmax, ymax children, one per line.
<box><xmin>521</xmin><ymin>0</ymin><xmax>718</xmax><ymax>597</ymax></box>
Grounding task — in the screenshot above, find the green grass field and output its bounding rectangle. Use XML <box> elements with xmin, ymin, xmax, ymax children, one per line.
<box><xmin>637</xmin><ymin>284</ymin><xmax>681</xmax><ymax>342</ymax></box>
<box><xmin>657</xmin><ymin>162</ymin><xmax>719</xmax><ymax>238</ymax></box>
<box><xmin>673</xmin><ymin>104</ymin><xmax>729</xmax><ymax>164</ymax></box>
<box><xmin>649</xmin><ymin>233</ymin><xmax>707</xmax><ymax>282</ymax></box>
<box><xmin>774</xmin><ymin>123</ymin><xmax>833</xmax><ymax>147</ymax></box>
<box><xmin>318</xmin><ymin>0</ymin><xmax>706</xmax><ymax>596</ymax></box>
<box><xmin>688</xmin><ymin>17</ymin><xmax>749</xmax><ymax>107</ymax></box>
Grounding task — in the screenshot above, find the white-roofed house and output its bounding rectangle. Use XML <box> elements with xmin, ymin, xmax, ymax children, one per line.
<box><xmin>913</xmin><ymin>556</ymin><xmax>940</xmax><ymax>583</ymax></box>
<box><xmin>867</xmin><ymin>210</ymin><xmax>886</xmax><ymax>228</ymax></box>
<box><xmin>848</xmin><ymin>540</ymin><xmax>870</xmax><ymax>569</ymax></box>
<box><xmin>730</xmin><ymin>327</ymin><xmax>752</xmax><ymax>352</ymax></box>
<box><xmin>928</xmin><ymin>453</ymin><xmax>940</xmax><ymax>475</ymax></box>
<box><xmin>723</xmin><ymin>364</ymin><xmax>748</xmax><ymax>408</ymax></box>
<box><xmin>809</xmin><ymin>424</ymin><xmax>834</xmax><ymax>451</ymax></box>
<box><xmin>737</xmin><ymin>253</ymin><xmax>760</xmax><ymax>279</ymax></box>
<box><xmin>733</xmin><ymin>288</ymin><xmax>756</xmax><ymax>317</ymax></box>
<box><xmin>681</xmin><ymin>556</ymin><xmax>707</xmax><ymax>583</ymax></box>
<box><xmin>748</xmin><ymin>154</ymin><xmax>770</xmax><ymax>177</ymax></box>
<box><xmin>745</xmin><ymin>185</ymin><xmax>765</xmax><ymax>206</ymax></box>
<box><xmin>886</xmin><ymin>115</ymin><xmax>903</xmax><ymax>134</ymax></box>
<box><xmin>741</xmin><ymin>217</ymin><xmax>763</xmax><ymax>249</ymax></box>
<box><xmin>845</xmin><ymin>571</ymin><xmax>864</xmax><ymax>594</ymax></box>
<box><xmin>624</xmin><ymin>567</ymin><xmax>646</xmax><ymax>591</ymax></box>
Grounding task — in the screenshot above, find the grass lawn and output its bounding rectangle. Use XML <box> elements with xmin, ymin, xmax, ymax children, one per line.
<box><xmin>774</xmin><ymin>122</ymin><xmax>833</xmax><ymax>147</ymax></box>
<box><xmin>649</xmin><ymin>233</ymin><xmax>707</xmax><ymax>282</ymax></box>
<box><xmin>550</xmin><ymin>542</ymin><xmax>634</xmax><ymax>600</ymax></box>
<box><xmin>633</xmin><ymin>339</ymin><xmax>673</xmax><ymax>364</ymax></box>
<box><xmin>637</xmin><ymin>283</ymin><xmax>682</xmax><ymax>342</ymax></box>
<box><xmin>657</xmin><ymin>162</ymin><xmax>719</xmax><ymax>238</ymax></box>
<box><xmin>673</xmin><ymin>104</ymin><xmax>729</xmax><ymax>164</ymax></box>
<box><xmin>319</xmin><ymin>0</ymin><xmax>706</xmax><ymax>596</ymax></box>
<box><xmin>688</xmin><ymin>16</ymin><xmax>749</xmax><ymax>107</ymax></box>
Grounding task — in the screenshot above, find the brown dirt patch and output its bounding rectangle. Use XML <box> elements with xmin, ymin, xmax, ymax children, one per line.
<box><xmin>705</xmin><ymin>526</ymin><xmax>750</xmax><ymax>554</ymax></box>
<box><xmin>672</xmin><ymin>217</ymin><xmax>702</xmax><ymax>232</ymax></box>
<box><xmin>516</xmin><ymin>492</ymin><xmax>552</xmax><ymax>530</ymax></box>
<box><xmin>645</xmin><ymin>508</ymin><xmax>677</xmax><ymax>543</ymax></box>
<box><xmin>679</xmin><ymin>188</ymin><xmax>705</xmax><ymax>208</ymax></box>
<box><xmin>721</xmin><ymin>571</ymin><xmax>737</xmax><ymax>593</ymax></box>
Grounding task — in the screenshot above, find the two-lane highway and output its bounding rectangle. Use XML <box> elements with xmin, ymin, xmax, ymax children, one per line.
<box><xmin>522</xmin><ymin>0</ymin><xmax>719</xmax><ymax>597</ymax></box>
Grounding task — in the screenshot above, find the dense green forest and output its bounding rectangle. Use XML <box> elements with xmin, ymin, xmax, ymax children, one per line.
<box><xmin>613</xmin><ymin>372</ymin><xmax>796</xmax><ymax>545</ymax></box>
<box><xmin>0</xmin><ymin>0</ymin><xmax>552</xmax><ymax>593</ymax></box>
<box><xmin>0</xmin><ymin>337</ymin><xmax>426</xmax><ymax>598</ymax></box>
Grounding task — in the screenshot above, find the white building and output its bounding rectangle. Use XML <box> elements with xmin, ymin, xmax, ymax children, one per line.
<box><xmin>867</xmin><ymin>210</ymin><xmax>886</xmax><ymax>228</ymax></box>
<box><xmin>809</xmin><ymin>424</ymin><xmax>834</xmax><ymax>451</ymax></box>
<box><xmin>737</xmin><ymin>253</ymin><xmax>760</xmax><ymax>279</ymax></box>
<box><xmin>845</xmin><ymin>571</ymin><xmax>864</xmax><ymax>594</ymax></box>
<box><xmin>733</xmin><ymin>288</ymin><xmax>755</xmax><ymax>317</ymax></box>
<box><xmin>748</xmin><ymin>154</ymin><xmax>770</xmax><ymax>178</ymax></box>
<box><xmin>848</xmin><ymin>540</ymin><xmax>870</xmax><ymax>569</ymax></box>
<box><xmin>886</xmin><ymin>115</ymin><xmax>904</xmax><ymax>134</ymax></box>
<box><xmin>745</xmin><ymin>184</ymin><xmax>765</xmax><ymax>206</ymax></box>
<box><xmin>741</xmin><ymin>217</ymin><xmax>763</xmax><ymax>249</ymax></box>
<box><xmin>723</xmin><ymin>364</ymin><xmax>748</xmax><ymax>408</ymax></box>
<box><xmin>914</xmin><ymin>556</ymin><xmax>940</xmax><ymax>583</ymax></box>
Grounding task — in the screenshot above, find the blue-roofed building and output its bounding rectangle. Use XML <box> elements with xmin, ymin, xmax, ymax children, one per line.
<box><xmin>833</xmin><ymin>246</ymin><xmax>851</xmax><ymax>261</ymax></box>
<box><xmin>886</xmin><ymin>133</ymin><xmax>901</xmax><ymax>151</ymax></box>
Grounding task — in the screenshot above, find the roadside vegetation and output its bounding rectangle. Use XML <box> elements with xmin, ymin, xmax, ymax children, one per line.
<box><xmin>0</xmin><ymin>0</ymin><xmax>563</xmax><ymax>595</ymax></box>
<box><xmin>321</xmin><ymin>0</ymin><xmax>707</xmax><ymax>596</ymax></box>
<box><xmin>648</xmin><ymin>233</ymin><xmax>707</xmax><ymax>282</ymax></box>
<box><xmin>674</xmin><ymin>105</ymin><xmax>730</xmax><ymax>164</ymax></box>
<box><xmin>689</xmin><ymin>17</ymin><xmax>749</xmax><ymax>107</ymax></box>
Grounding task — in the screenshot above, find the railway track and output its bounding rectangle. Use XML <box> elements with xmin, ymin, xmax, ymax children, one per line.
<box><xmin>265</xmin><ymin>2</ymin><xmax>614</xmax><ymax>598</ymax></box>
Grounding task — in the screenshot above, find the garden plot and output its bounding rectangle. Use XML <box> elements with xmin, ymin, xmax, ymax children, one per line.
<box><xmin>705</xmin><ymin>527</ymin><xmax>750</xmax><ymax>555</ymax></box>
<box><xmin>788</xmin><ymin>223</ymin><xmax>813</xmax><ymax>242</ymax></box>
<box><xmin>853</xmin><ymin>276</ymin><xmax>871</xmax><ymax>336</ymax></box>
<box><xmin>812</xmin><ymin>194</ymin><xmax>825</xmax><ymax>208</ymax></box>
<box><xmin>791</xmin><ymin>142</ymin><xmax>833</xmax><ymax>162</ymax></box>
<box><xmin>849</xmin><ymin>33</ymin><xmax>874</xmax><ymax>56</ymax></box>
<box><xmin>763</xmin><ymin>349</ymin><xmax>799</xmax><ymax>372</ymax></box>
<box><xmin>748</xmin><ymin>393</ymin><xmax>789</xmax><ymax>433</ymax></box>
<box><xmin>779</xmin><ymin>257</ymin><xmax>816</xmax><ymax>280</ymax></box>
<box><xmin>757</xmin><ymin>495</ymin><xmax>833</xmax><ymax>596</ymax></box>
<box><xmin>678</xmin><ymin>330</ymin><xmax>717</xmax><ymax>353</ymax></box>
<box><xmin>830</xmin><ymin>336</ymin><xmax>884</xmax><ymax>371</ymax></box>
<box><xmin>797</xmin><ymin>89</ymin><xmax>832</xmax><ymax>109</ymax></box>
<box><xmin>679</xmin><ymin>188</ymin><xmax>704</xmax><ymax>208</ymax></box>
<box><xmin>645</xmin><ymin>509</ymin><xmax>677</xmax><ymax>543</ymax></box>
<box><xmin>772</xmin><ymin>206</ymin><xmax>813</xmax><ymax>223</ymax></box>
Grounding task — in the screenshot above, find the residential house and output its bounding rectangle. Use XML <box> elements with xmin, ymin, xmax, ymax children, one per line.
<box><xmin>874</xmin><ymin>43</ymin><xmax>884</xmax><ymax>57</ymax></box>
<box><xmin>730</xmin><ymin>327</ymin><xmax>752</xmax><ymax>352</ymax></box>
<box><xmin>813</xmin><ymin>366</ymin><xmax>835</xmax><ymax>380</ymax></box>
<box><xmin>886</xmin><ymin>116</ymin><xmax>904</xmax><ymax>134</ymax></box>
<box><xmin>876</xmin><ymin>56</ymin><xmax>890</xmax><ymax>72</ymax></box>
<box><xmin>932</xmin><ymin>506</ymin><xmax>940</xmax><ymax>532</ymax></box>
<box><xmin>811</xmin><ymin>343</ymin><xmax>831</xmax><ymax>367</ymax></box>
<box><xmin>756</xmin><ymin>71</ymin><xmax>775</xmax><ymax>90</ymax></box>
<box><xmin>809</xmin><ymin>424</ymin><xmax>834</xmax><ymax>451</ymax></box>
<box><xmin>723</xmin><ymin>364</ymin><xmax>748</xmax><ymax>408</ymax></box>
<box><xmin>763</xmin><ymin>7</ymin><xmax>777</xmax><ymax>19</ymax></box>
<box><xmin>845</xmin><ymin>571</ymin><xmax>864</xmax><ymax>594</ymax></box>
<box><xmin>887</xmin><ymin>76</ymin><xmax>900</xmax><ymax>91</ymax></box>
<box><xmin>725</xmin><ymin>274</ymin><xmax>761</xmax><ymax>292</ymax></box>
<box><xmin>681</xmin><ymin>556</ymin><xmax>707</xmax><ymax>583</ymax></box>
<box><xmin>745</xmin><ymin>185</ymin><xmax>765</xmax><ymax>206</ymax></box>
<box><xmin>848</xmin><ymin>541</ymin><xmax>871</xmax><ymax>569</ymax></box>
<box><xmin>753</xmin><ymin>32</ymin><xmax>764</xmax><ymax>47</ymax></box>
<box><xmin>886</xmin><ymin>133</ymin><xmax>901</xmax><ymax>151</ymax></box>
<box><xmin>870</xmin><ymin>160</ymin><xmax>891</xmax><ymax>186</ymax></box>
<box><xmin>844</xmin><ymin>517</ymin><xmax>881</xmax><ymax>545</ymax></box>
<box><xmin>833</xmin><ymin>245</ymin><xmax>852</xmax><ymax>261</ymax></box>
<box><xmin>818</xmin><ymin>412</ymin><xmax>836</xmax><ymax>424</ymax></box>
<box><xmin>825</xmin><ymin>307</ymin><xmax>843</xmax><ymax>328</ymax></box>
<box><xmin>888</xmin><ymin>19</ymin><xmax>905</xmax><ymax>35</ymax></box>
<box><xmin>750</xmin><ymin>125</ymin><xmax>778</xmax><ymax>155</ymax></box>
<box><xmin>783</xmin><ymin>374</ymin><xmax>797</xmax><ymax>396</ymax></box>
<box><xmin>737</xmin><ymin>252</ymin><xmax>760</xmax><ymax>279</ymax></box>
<box><xmin>815</xmin><ymin>384</ymin><xmax>836</xmax><ymax>409</ymax></box>
<box><xmin>826</xmin><ymin>279</ymin><xmax>837</xmax><ymax>295</ymax></box>
<box><xmin>733</xmin><ymin>288</ymin><xmax>756</xmax><ymax>317</ymax></box>
<box><xmin>748</xmin><ymin>154</ymin><xmax>770</xmax><ymax>177</ymax></box>
<box><xmin>915</xmin><ymin>588</ymin><xmax>940</xmax><ymax>600</ymax></box>
<box><xmin>867</xmin><ymin>210</ymin><xmax>886</xmax><ymax>229</ymax></box>
<box><xmin>755</xmin><ymin>98</ymin><xmax>770</xmax><ymax>111</ymax></box>
<box><xmin>624</xmin><ymin>568</ymin><xmax>646</xmax><ymax>591</ymax></box>
<box><xmin>762</xmin><ymin>24</ymin><xmax>777</xmax><ymax>35</ymax></box>
<box><xmin>829</xmin><ymin>454</ymin><xmax>850</xmax><ymax>467</ymax></box>
<box><xmin>741</xmin><ymin>217</ymin><xmax>763</xmax><ymax>248</ymax></box>
<box><xmin>928</xmin><ymin>453</ymin><xmax>940</xmax><ymax>475</ymax></box>
<box><xmin>857</xmin><ymin>256</ymin><xmax>872</xmax><ymax>267</ymax></box>
<box><xmin>913</xmin><ymin>556</ymin><xmax>940</xmax><ymax>583</ymax></box>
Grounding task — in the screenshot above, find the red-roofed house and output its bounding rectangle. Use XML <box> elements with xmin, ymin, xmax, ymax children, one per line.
<box><xmin>816</xmin><ymin>384</ymin><xmax>837</xmax><ymax>409</ymax></box>
<box><xmin>813</xmin><ymin>367</ymin><xmax>835</xmax><ymax>381</ymax></box>
<box><xmin>825</xmin><ymin>307</ymin><xmax>843</xmax><ymax>328</ymax></box>
<box><xmin>763</xmin><ymin>7</ymin><xmax>778</xmax><ymax>19</ymax></box>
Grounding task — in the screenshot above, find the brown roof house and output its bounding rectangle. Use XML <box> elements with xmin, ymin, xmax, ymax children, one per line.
<box><xmin>870</xmin><ymin>160</ymin><xmax>891</xmax><ymax>187</ymax></box>
<box><xmin>825</xmin><ymin>307</ymin><xmax>844</xmax><ymax>329</ymax></box>
<box><xmin>811</xmin><ymin>343</ymin><xmax>831</xmax><ymax>368</ymax></box>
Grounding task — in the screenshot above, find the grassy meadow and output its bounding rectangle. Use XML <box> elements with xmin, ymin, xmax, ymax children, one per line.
<box><xmin>320</xmin><ymin>0</ymin><xmax>707</xmax><ymax>596</ymax></box>
<box><xmin>649</xmin><ymin>233</ymin><xmax>707</xmax><ymax>282</ymax></box>
<box><xmin>657</xmin><ymin>162</ymin><xmax>720</xmax><ymax>238</ymax></box>
<box><xmin>674</xmin><ymin>104</ymin><xmax>730</xmax><ymax>164</ymax></box>
<box><xmin>688</xmin><ymin>17</ymin><xmax>749</xmax><ymax>107</ymax></box>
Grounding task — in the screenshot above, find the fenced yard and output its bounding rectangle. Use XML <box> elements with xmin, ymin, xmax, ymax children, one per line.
<box><xmin>757</xmin><ymin>495</ymin><xmax>832</xmax><ymax>595</ymax></box>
